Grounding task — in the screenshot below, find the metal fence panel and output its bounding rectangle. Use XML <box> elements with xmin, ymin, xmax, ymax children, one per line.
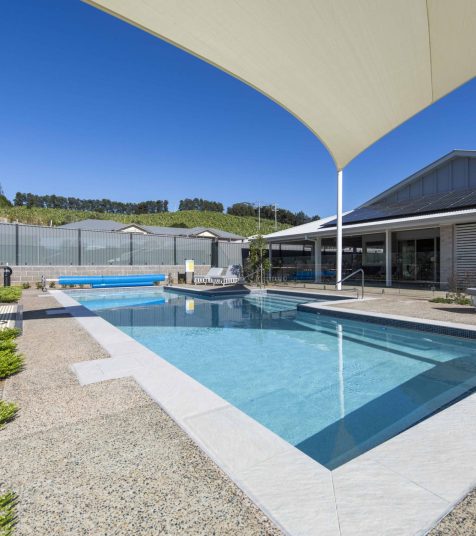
<box><xmin>80</xmin><ymin>230</ymin><xmax>131</xmax><ymax>265</ymax></box>
<box><xmin>0</xmin><ymin>224</ymin><xmax>17</xmax><ymax>265</ymax></box>
<box><xmin>18</xmin><ymin>225</ymin><xmax>79</xmax><ymax>265</ymax></box>
<box><xmin>0</xmin><ymin>222</ymin><xmax>221</xmax><ymax>267</ymax></box>
<box><xmin>175</xmin><ymin>237</ymin><xmax>211</xmax><ymax>265</ymax></box>
<box><xmin>132</xmin><ymin>234</ymin><xmax>175</xmax><ymax>265</ymax></box>
<box><xmin>217</xmin><ymin>242</ymin><xmax>246</xmax><ymax>267</ymax></box>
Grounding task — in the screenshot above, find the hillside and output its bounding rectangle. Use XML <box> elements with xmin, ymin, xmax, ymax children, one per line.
<box><xmin>0</xmin><ymin>207</ymin><xmax>290</xmax><ymax>237</ymax></box>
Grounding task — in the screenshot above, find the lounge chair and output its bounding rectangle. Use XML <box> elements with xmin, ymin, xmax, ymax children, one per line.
<box><xmin>211</xmin><ymin>265</ymin><xmax>242</xmax><ymax>286</ymax></box>
<box><xmin>194</xmin><ymin>267</ymin><xmax>223</xmax><ymax>285</ymax></box>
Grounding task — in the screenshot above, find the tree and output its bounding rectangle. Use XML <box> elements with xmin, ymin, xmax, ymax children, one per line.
<box><xmin>227</xmin><ymin>202</ymin><xmax>255</xmax><ymax>217</ymax></box>
<box><xmin>245</xmin><ymin>234</ymin><xmax>270</xmax><ymax>286</ymax></box>
<box><xmin>179</xmin><ymin>198</ymin><xmax>223</xmax><ymax>212</ymax></box>
<box><xmin>0</xmin><ymin>183</ymin><xmax>11</xmax><ymax>208</ymax></box>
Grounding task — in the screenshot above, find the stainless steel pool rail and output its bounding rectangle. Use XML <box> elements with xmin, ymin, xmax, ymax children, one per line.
<box><xmin>336</xmin><ymin>268</ymin><xmax>365</xmax><ymax>299</ymax></box>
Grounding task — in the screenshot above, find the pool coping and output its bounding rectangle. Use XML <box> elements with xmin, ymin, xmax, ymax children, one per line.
<box><xmin>50</xmin><ymin>288</ymin><xmax>476</xmax><ymax>536</ymax></box>
<box><xmin>298</xmin><ymin>302</ymin><xmax>476</xmax><ymax>339</ymax></box>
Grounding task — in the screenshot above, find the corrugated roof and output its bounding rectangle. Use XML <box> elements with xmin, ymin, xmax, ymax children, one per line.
<box><xmin>59</xmin><ymin>219</ymin><xmax>244</xmax><ymax>239</ymax></box>
<box><xmin>265</xmin><ymin>214</ymin><xmax>350</xmax><ymax>241</ymax></box>
<box><xmin>60</xmin><ymin>219</ymin><xmax>125</xmax><ymax>231</ymax></box>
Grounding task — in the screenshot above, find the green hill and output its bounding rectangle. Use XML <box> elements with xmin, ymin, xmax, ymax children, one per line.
<box><xmin>0</xmin><ymin>207</ymin><xmax>290</xmax><ymax>237</ymax></box>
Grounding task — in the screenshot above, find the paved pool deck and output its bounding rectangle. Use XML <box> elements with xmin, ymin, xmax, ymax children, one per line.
<box><xmin>0</xmin><ymin>290</ymin><xmax>280</xmax><ymax>535</ymax></box>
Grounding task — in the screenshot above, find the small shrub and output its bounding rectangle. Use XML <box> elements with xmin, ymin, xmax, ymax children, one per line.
<box><xmin>0</xmin><ymin>349</ymin><xmax>24</xmax><ymax>379</ymax></box>
<box><xmin>0</xmin><ymin>490</ymin><xmax>17</xmax><ymax>535</ymax></box>
<box><xmin>48</xmin><ymin>281</ymin><xmax>56</xmax><ymax>288</ymax></box>
<box><xmin>0</xmin><ymin>287</ymin><xmax>21</xmax><ymax>303</ymax></box>
<box><xmin>35</xmin><ymin>281</ymin><xmax>43</xmax><ymax>290</ymax></box>
<box><xmin>430</xmin><ymin>292</ymin><xmax>472</xmax><ymax>306</ymax></box>
<box><xmin>0</xmin><ymin>340</ymin><xmax>16</xmax><ymax>352</ymax></box>
<box><xmin>0</xmin><ymin>401</ymin><xmax>18</xmax><ymax>430</ymax></box>
<box><xmin>21</xmin><ymin>282</ymin><xmax>30</xmax><ymax>289</ymax></box>
<box><xmin>0</xmin><ymin>329</ymin><xmax>20</xmax><ymax>341</ymax></box>
<box><xmin>0</xmin><ymin>331</ymin><xmax>18</xmax><ymax>342</ymax></box>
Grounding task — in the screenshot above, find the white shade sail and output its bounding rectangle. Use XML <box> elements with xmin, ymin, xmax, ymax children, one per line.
<box><xmin>85</xmin><ymin>0</ymin><xmax>476</xmax><ymax>170</ymax></box>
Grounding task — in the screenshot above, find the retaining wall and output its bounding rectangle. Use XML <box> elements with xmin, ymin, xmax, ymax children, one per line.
<box><xmin>9</xmin><ymin>265</ymin><xmax>211</xmax><ymax>285</ymax></box>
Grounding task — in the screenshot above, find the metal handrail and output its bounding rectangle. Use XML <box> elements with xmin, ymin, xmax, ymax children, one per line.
<box><xmin>336</xmin><ymin>268</ymin><xmax>364</xmax><ymax>299</ymax></box>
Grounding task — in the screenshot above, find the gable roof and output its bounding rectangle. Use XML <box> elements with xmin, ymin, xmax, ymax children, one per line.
<box><xmin>361</xmin><ymin>150</ymin><xmax>476</xmax><ymax>207</ymax></box>
<box><xmin>59</xmin><ymin>219</ymin><xmax>244</xmax><ymax>239</ymax></box>
<box><xmin>323</xmin><ymin>188</ymin><xmax>476</xmax><ymax>227</ymax></box>
<box><xmin>60</xmin><ymin>219</ymin><xmax>125</xmax><ymax>232</ymax></box>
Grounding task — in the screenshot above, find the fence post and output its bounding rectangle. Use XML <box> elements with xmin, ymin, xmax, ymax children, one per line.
<box><xmin>212</xmin><ymin>240</ymin><xmax>218</xmax><ymax>267</ymax></box>
<box><xmin>130</xmin><ymin>234</ymin><xmax>133</xmax><ymax>266</ymax></box>
<box><xmin>173</xmin><ymin>237</ymin><xmax>177</xmax><ymax>265</ymax></box>
<box><xmin>15</xmin><ymin>224</ymin><xmax>19</xmax><ymax>266</ymax></box>
<box><xmin>78</xmin><ymin>229</ymin><xmax>82</xmax><ymax>266</ymax></box>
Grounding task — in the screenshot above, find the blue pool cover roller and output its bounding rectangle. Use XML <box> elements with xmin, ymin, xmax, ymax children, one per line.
<box><xmin>58</xmin><ymin>274</ymin><xmax>165</xmax><ymax>288</ymax></box>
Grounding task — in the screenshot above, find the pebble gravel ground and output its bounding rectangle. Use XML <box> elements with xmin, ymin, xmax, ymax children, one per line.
<box><xmin>428</xmin><ymin>490</ymin><xmax>476</xmax><ymax>535</ymax></box>
<box><xmin>0</xmin><ymin>290</ymin><xmax>281</xmax><ymax>535</ymax></box>
<box><xmin>329</xmin><ymin>293</ymin><xmax>476</xmax><ymax>326</ymax></box>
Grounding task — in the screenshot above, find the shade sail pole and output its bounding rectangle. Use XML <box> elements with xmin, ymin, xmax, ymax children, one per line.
<box><xmin>336</xmin><ymin>169</ymin><xmax>343</xmax><ymax>290</ymax></box>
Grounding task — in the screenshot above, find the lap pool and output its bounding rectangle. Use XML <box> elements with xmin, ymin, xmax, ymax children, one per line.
<box><xmin>72</xmin><ymin>288</ymin><xmax>476</xmax><ymax>469</ymax></box>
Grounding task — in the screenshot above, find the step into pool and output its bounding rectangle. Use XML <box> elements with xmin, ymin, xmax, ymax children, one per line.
<box><xmin>72</xmin><ymin>288</ymin><xmax>476</xmax><ymax>469</ymax></box>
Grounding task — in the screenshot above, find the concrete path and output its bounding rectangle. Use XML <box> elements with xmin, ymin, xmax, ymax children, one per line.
<box><xmin>0</xmin><ymin>291</ymin><xmax>280</xmax><ymax>535</ymax></box>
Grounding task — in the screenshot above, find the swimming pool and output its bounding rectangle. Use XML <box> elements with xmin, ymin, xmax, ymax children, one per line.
<box><xmin>73</xmin><ymin>288</ymin><xmax>476</xmax><ymax>469</ymax></box>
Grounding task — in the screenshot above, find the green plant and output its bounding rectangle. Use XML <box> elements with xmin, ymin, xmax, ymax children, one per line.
<box><xmin>48</xmin><ymin>281</ymin><xmax>56</xmax><ymax>288</ymax></box>
<box><xmin>21</xmin><ymin>282</ymin><xmax>30</xmax><ymax>289</ymax></box>
<box><xmin>0</xmin><ymin>340</ymin><xmax>16</xmax><ymax>352</ymax></box>
<box><xmin>430</xmin><ymin>292</ymin><xmax>472</xmax><ymax>306</ymax></box>
<box><xmin>35</xmin><ymin>281</ymin><xmax>43</xmax><ymax>290</ymax></box>
<box><xmin>0</xmin><ymin>349</ymin><xmax>24</xmax><ymax>379</ymax></box>
<box><xmin>0</xmin><ymin>491</ymin><xmax>17</xmax><ymax>535</ymax></box>
<box><xmin>0</xmin><ymin>288</ymin><xmax>21</xmax><ymax>304</ymax></box>
<box><xmin>245</xmin><ymin>234</ymin><xmax>271</xmax><ymax>285</ymax></box>
<box><xmin>0</xmin><ymin>401</ymin><xmax>18</xmax><ymax>430</ymax></box>
<box><xmin>0</xmin><ymin>329</ymin><xmax>20</xmax><ymax>341</ymax></box>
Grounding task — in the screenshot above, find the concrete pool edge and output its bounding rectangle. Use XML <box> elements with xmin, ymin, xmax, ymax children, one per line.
<box><xmin>299</xmin><ymin>302</ymin><xmax>476</xmax><ymax>339</ymax></box>
<box><xmin>50</xmin><ymin>288</ymin><xmax>476</xmax><ymax>536</ymax></box>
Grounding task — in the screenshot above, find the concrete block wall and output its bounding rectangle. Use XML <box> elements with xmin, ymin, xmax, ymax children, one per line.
<box><xmin>439</xmin><ymin>225</ymin><xmax>454</xmax><ymax>290</ymax></box>
<box><xmin>9</xmin><ymin>265</ymin><xmax>211</xmax><ymax>285</ymax></box>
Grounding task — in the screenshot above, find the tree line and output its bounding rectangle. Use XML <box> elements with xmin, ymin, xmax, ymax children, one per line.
<box><xmin>12</xmin><ymin>192</ymin><xmax>319</xmax><ymax>224</ymax></box>
<box><xmin>178</xmin><ymin>198</ymin><xmax>224</xmax><ymax>212</ymax></box>
<box><xmin>13</xmin><ymin>193</ymin><xmax>169</xmax><ymax>214</ymax></box>
<box><xmin>227</xmin><ymin>202</ymin><xmax>319</xmax><ymax>226</ymax></box>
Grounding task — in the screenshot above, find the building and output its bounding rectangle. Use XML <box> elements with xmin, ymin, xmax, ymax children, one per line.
<box><xmin>265</xmin><ymin>150</ymin><xmax>476</xmax><ymax>289</ymax></box>
<box><xmin>60</xmin><ymin>219</ymin><xmax>244</xmax><ymax>241</ymax></box>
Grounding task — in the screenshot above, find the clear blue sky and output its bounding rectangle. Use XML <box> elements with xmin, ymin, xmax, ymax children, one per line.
<box><xmin>2</xmin><ymin>0</ymin><xmax>476</xmax><ymax>217</ymax></box>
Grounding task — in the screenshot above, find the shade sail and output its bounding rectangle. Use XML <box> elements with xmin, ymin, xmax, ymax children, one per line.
<box><xmin>84</xmin><ymin>0</ymin><xmax>476</xmax><ymax>169</ymax></box>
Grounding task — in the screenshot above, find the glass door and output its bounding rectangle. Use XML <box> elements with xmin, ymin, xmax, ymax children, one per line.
<box><xmin>397</xmin><ymin>239</ymin><xmax>416</xmax><ymax>280</ymax></box>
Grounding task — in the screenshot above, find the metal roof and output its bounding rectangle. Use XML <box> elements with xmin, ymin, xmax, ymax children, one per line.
<box><xmin>59</xmin><ymin>219</ymin><xmax>244</xmax><ymax>239</ymax></box>
<box><xmin>323</xmin><ymin>188</ymin><xmax>476</xmax><ymax>227</ymax></box>
<box><xmin>361</xmin><ymin>150</ymin><xmax>476</xmax><ymax>207</ymax></box>
<box><xmin>60</xmin><ymin>219</ymin><xmax>125</xmax><ymax>231</ymax></box>
<box><xmin>265</xmin><ymin>214</ymin><xmax>350</xmax><ymax>241</ymax></box>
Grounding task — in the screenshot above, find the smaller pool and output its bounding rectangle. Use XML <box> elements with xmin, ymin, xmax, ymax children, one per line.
<box><xmin>72</xmin><ymin>288</ymin><xmax>476</xmax><ymax>469</ymax></box>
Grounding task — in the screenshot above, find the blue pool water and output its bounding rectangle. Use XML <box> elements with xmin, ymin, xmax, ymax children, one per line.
<box><xmin>73</xmin><ymin>288</ymin><xmax>476</xmax><ymax>468</ymax></box>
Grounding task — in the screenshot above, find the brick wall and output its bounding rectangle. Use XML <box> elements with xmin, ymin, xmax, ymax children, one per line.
<box><xmin>9</xmin><ymin>265</ymin><xmax>211</xmax><ymax>285</ymax></box>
